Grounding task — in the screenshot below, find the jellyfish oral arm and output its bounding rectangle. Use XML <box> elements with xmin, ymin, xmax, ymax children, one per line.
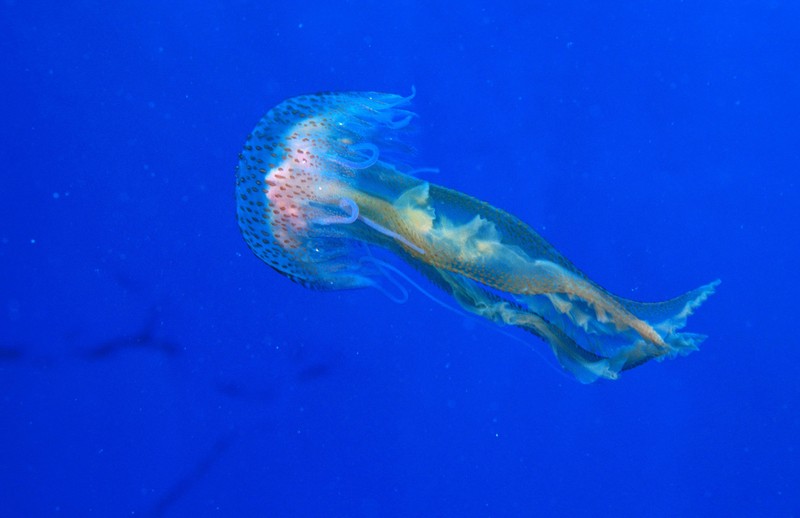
<box><xmin>388</xmin><ymin>181</ymin><xmax>668</xmax><ymax>348</ymax></box>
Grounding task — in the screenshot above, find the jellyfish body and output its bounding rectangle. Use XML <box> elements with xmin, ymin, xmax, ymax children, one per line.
<box><xmin>236</xmin><ymin>91</ymin><xmax>719</xmax><ymax>382</ymax></box>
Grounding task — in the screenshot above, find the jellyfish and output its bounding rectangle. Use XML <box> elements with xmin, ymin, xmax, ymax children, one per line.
<box><xmin>236</xmin><ymin>90</ymin><xmax>719</xmax><ymax>383</ymax></box>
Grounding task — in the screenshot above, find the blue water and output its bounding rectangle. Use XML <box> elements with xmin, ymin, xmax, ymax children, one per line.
<box><xmin>2</xmin><ymin>1</ymin><xmax>798</xmax><ymax>516</ymax></box>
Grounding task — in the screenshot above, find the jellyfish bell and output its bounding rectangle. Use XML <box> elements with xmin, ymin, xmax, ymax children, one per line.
<box><xmin>236</xmin><ymin>91</ymin><xmax>421</xmax><ymax>290</ymax></box>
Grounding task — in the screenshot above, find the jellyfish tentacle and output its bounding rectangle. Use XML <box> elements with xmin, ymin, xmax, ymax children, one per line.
<box><xmin>359</xmin><ymin>214</ymin><xmax>426</xmax><ymax>256</ymax></box>
<box><xmin>313</xmin><ymin>197</ymin><xmax>360</xmax><ymax>226</ymax></box>
<box><xmin>314</xmin><ymin>196</ymin><xmax>427</xmax><ymax>256</ymax></box>
<box><xmin>332</xmin><ymin>143</ymin><xmax>380</xmax><ymax>170</ymax></box>
<box><xmin>384</xmin><ymin>112</ymin><xmax>415</xmax><ymax>129</ymax></box>
<box><xmin>358</xmin><ymin>253</ymin><xmax>410</xmax><ymax>304</ymax></box>
<box><xmin>406</xmin><ymin>167</ymin><xmax>440</xmax><ymax>177</ymax></box>
<box><xmin>359</xmin><ymin>255</ymin><xmax>462</xmax><ymax>314</ymax></box>
<box><xmin>367</xmin><ymin>85</ymin><xmax>416</xmax><ymax>108</ymax></box>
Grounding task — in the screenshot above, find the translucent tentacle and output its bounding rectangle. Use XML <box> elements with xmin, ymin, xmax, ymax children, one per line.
<box><xmin>358</xmin><ymin>253</ymin><xmax>409</xmax><ymax>304</ymax></box>
<box><xmin>359</xmin><ymin>255</ymin><xmax>460</xmax><ymax>315</ymax></box>
<box><xmin>334</xmin><ymin>143</ymin><xmax>380</xmax><ymax>170</ymax></box>
<box><xmin>406</xmin><ymin>167</ymin><xmax>440</xmax><ymax>177</ymax></box>
<box><xmin>313</xmin><ymin>198</ymin><xmax>359</xmax><ymax>226</ymax></box>
<box><xmin>313</xmin><ymin>197</ymin><xmax>426</xmax><ymax>256</ymax></box>
<box><xmin>359</xmin><ymin>215</ymin><xmax>426</xmax><ymax>256</ymax></box>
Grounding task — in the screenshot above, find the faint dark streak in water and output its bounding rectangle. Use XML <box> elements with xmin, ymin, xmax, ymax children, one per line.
<box><xmin>214</xmin><ymin>358</ymin><xmax>334</xmax><ymax>404</ymax></box>
<box><xmin>0</xmin><ymin>344</ymin><xmax>25</xmax><ymax>362</ymax></box>
<box><xmin>112</xmin><ymin>270</ymin><xmax>148</xmax><ymax>294</ymax></box>
<box><xmin>295</xmin><ymin>361</ymin><xmax>331</xmax><ymax>382</ymax></box>
<box><xmin>0</xmin><ymin>342</ymin><xmax>59</xmax><ymax>368</ymax></box>
<box><xmin>150</xmin><ymin>432</ymin><xmax>237</xmax><ymax>517</ymax></box>
<box><xmin>214</xmin><ymin>379</ymin><xmax>276</xmax><ymax>403</ymax></box>
<box><xmin>5</xmin><ymin>270</ymin><xmax>341</xmax><ymax>514</ymax></box>
<box><xmin>78</xmin><ymin>308</ymin><xmax>182</xmax><ymax>360</ymax></box>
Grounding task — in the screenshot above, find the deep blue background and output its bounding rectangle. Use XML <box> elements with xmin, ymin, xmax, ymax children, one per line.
<box><xmin>2</xmin><ymin>1</ymin><xmax>798</xmax><ymax>516</ymax></box>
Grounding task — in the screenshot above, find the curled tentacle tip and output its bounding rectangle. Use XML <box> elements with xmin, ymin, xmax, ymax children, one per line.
<box><xmin>335</xmin><ymin>142</ymin><xmax>380</xmax><ymax>170</ymax></box>
<box><xmin>313</xmin><ymin>197</ymin><xmax>359</xmax><ymax>226</ymax></box>
<box><xmin>386</xmin><ymin>114</ymin><xmax>415</xmax><ymax>129</ymax></box>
